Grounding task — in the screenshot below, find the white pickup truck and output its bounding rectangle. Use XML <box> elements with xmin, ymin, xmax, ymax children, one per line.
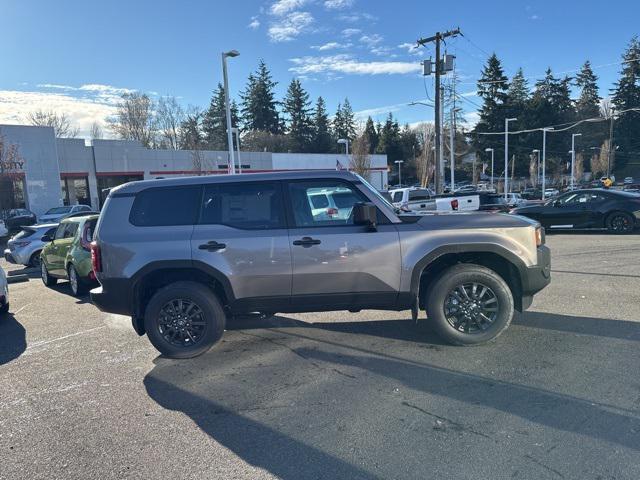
<box><xmin>390</xmin><ymin>187</ymin><xmax>510</xmax><ymax>214</ymax></box>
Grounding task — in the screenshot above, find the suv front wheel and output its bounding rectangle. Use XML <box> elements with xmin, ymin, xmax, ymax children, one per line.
<box><xmin>426</xmin><ymin>264</ymin><xmax>514</xmax><ymax>346</ymax></box>
<box><xmin>144</xmin><ymin>281</ymin><xmax>226</xmax><ymax>359</ymax></box>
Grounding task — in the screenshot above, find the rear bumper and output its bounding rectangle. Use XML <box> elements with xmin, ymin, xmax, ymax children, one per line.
<box><xmin>520</xmin><ymin>245</ymin><xmax>551</xmax><ymax>302</ymax></box>
<box><xmin>90</xmin><ymin>278</ymin><xmax>133</xmax><ymax>316</ymax></box>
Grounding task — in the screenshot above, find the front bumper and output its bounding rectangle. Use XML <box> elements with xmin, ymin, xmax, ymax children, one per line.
<box><xmin>519</xmin><ymin>245</ymin><xmax>551</xmax><ymax>311</ymax></box>
<box><xmin>3</xmin><ymin>249</ymin><xmax>17</xmax><ymax>264</ymax></box>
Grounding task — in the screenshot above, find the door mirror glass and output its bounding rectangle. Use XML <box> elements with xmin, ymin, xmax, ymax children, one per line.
<box><xmin>353</xmin><ymin>202</ymin><xmax>377</xmax><ymax>230</ymax></box>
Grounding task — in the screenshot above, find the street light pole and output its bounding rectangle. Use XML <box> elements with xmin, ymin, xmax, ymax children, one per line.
<box><xmin>541</xmin><ymin>127</ymin><xmax>553</xmax><ymax>200</ymax></box>
<box><xmin>485</xmin><ymin>148</ymin><xmax>494</xmax><ymax>191</ymax></box>
<box><xmin>395</xmin><ymin>160</ymin><xmax>404</xmax><ymax>186</ymax></box>
<box><xmin>571</xmin><ymin>133</ymin><xmax>582</xmax><ymax>189</ymax></box>
<box><xmin>222</xmin><ymin>50</ymin><xmax>239</xmax><ymax>175</ymax></box>
<box><xmin>504</xmin><ymin>117</ymin><xmax>517</xmax><ymax>200</ymax></box>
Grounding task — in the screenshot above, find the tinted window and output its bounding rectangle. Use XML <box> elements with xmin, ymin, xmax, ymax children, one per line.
<box><xmin>130</xmin><ymin>186</ymin><xmax>200</xmax><ymax>226</ymax></box>
<box><xmin>54</xmin><ymin>224</ymin><xmax>66</xmax><ymax>240</ymax></box>
<box><xmin>408</xmin><ymin>189</ymin><xmax>431</xmax><ymax>201</ymax></box>
<box><xmin>63</xmin><ymin>222</ymin><xmax>79</xmax><ymax>239</ymax></box>
<box><xmin>391</xmin><ymin>191</ymin><xmax>403</xmax><ymax>202</ymax></box>
<box><xmin>309</xmin><ymin>194</ymin><xmax>329</xmax><ymax>209</ymax></box>
<box><xmin>44</xmin><ymin>227</ymin><xmax>57</xmax><ymax>239</ymax></box>
<box><xmin>200</xmin><ymin>182</ymin><xmax>284</xmax><ymax>230</ymax></box>
<box><xmin>13</xmin><ymin>228</ymin><xmax>35</xmax><ymax>240</ymax></box>
<box><xmin>288</xmin><ymin>181</ymin><xmax>368</xmax><ymax>227</ymax></box>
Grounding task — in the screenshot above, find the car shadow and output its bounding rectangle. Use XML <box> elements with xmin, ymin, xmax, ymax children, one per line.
<box><xmin>49</xmin><ymin>282</ymin><xmax>91</xmax><ymax>305</ymax></box>
<box><xmin>6</xmin><ymin>265</ymin><xmax>40</xmax><ymax>280</ymax></box>
<box><xmin>144</xmin><ymin>310</ymin><xmax>640</xmax><ymax>479</ymax></box>
<box><xmin>0</xmin><ymin>313</ymin><xmax>27</xmax><ymax>365</ymax></box>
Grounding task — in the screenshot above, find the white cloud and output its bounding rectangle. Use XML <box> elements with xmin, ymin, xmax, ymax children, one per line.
<box><xmin>338</xmin><ymin>12</ymin><xmax>376</xmax><ymax>22</ymax></box>
<box><xmin>289</xmin><ymin>54</ymin><xmax>421</xmax><ymax>76</ymax></box>
<box><xmin>268</xmin><ymin>11</ymin><xmax>314</xmax><ymax>42</ymax></box>
<box><xmin>248</xmin><ymin>16</ymin><xmax>260</xmax><ymax>29</ymax></box>
<box><xmin>0</xmin><ymin>89</ymin><xmax>117</xmax><ymax>139</ymax></box>
<box><xmin>359</xmin><ymin>33</ymin><xmax>383</xmax><ymax>46</ymax></box>
<box><xmin>341</xmin><ymin>28</ymin><xmax>361</xmax><ymax>37</ymax></box>
<box><xmin>324</xmin><ymin>0</ymin><xmax>354</xmax><ymax>9</ymax></box>
<box><xmin>269</xmin><ymin>0</ymin><xmax>309</xmax><ymax>16</ymax></box>
<box><xmin>398</xmin><ymin>42</ymin><xmax>421</xmax><ymax>56</ymax></box>
<box><xmin>529</xmin><ymin>14</ymin><xmax>540</xmax><ymax>20</ymax></box>
<box><xmin>311</xmin><ymin>41</ymin><xmax>351</xmax><ymax>51</ymax></box>
<box><xmin>355</xmin><ymin>102</ymin><xmax>408</xmax><ymax>119</ymax></box>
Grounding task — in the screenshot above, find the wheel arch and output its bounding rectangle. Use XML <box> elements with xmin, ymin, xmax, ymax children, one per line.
<box><xmin>411</xmin><ymin>245</ymin><xmax>526</xmax><ymax>312</ymax></box>
<box><xmin>129</xmin><ymin>260</ymin><xmax>235</xmax><ymax>335</ymax></box>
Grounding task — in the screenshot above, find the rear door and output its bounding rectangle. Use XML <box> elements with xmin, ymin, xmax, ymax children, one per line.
<box><xmin>51</xmin><ymin>222</ymin><xmax>78</xmax><ymax>276</ymax></box>
<box><xmin>191</xmin><ymin>181</ymin><xmax>292</xmax><ymax>311</ymax></box>
<box><xmin>286</xmin><ymin>179</ymin><xmax>401</xmax><ymax>310</ymax></box>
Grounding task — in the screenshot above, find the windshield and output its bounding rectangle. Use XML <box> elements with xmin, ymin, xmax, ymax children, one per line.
<box><xmin>355</xmin><ymin>174</ymin><xmax>397</xmax><ymax>212</ymax></box>
<box><xmin>45</xmin><ymin>206</ymin><xmax>72</xmax><ymax>215</ymax></box>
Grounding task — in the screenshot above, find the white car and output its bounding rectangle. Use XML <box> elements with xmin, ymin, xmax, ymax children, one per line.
<box><xmin>544</xmin><ymin>188</ymin><xmax>560</xmax><ymax>198</ymax></box>
<box><xmin>308</xmin><ymin>188</ymin><xmax>361</xmax><ymax>221</ymax></box>
<box><xmin>0</xmin><ymin>265</ymin><xmax>8</xmax><ymax>315</ymax></box>
<box><xmin>4</xmin><ymin>223</ymin><xmax>58</xmax><ymax>268</ymax></box>
<box><xmin>505</xmin><ymin>193</ymin><xmax>526</xmax><ymax>207</ymax></box>
<box><xmin>39</xmin><ymin>204</ymin><xmax>93</xmax><ymax>223</ymax></box>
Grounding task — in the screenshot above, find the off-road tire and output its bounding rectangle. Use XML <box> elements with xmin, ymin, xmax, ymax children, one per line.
<box><xmin>426</xmin><ymin>263</ymin><xmax>514</xmax><ymax>346</ymax></box>
<box><xmin>144</xmin><ymin>281</ymin><xmax>226</xmax><ymax>359</ymax></box>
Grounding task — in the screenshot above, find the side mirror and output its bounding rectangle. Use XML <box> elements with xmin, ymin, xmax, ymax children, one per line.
<box><xmin>41</xmin><ymin>234</ymin><xmax>53</xmax><ymax>243</ymax></box>
<box><xmin>553</xmin><ymin>200</ymin><xmax>561</xmax><ymax>207</ymax></box>
<box><xmin>353</xmin><ymin>202</ymin><xmax>377</xmax><ymax>231</ymax></box>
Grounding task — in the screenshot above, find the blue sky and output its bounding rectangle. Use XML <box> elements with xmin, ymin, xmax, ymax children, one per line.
<box><xmin>0</xmin><ymin>0</ymin><xmax>638</xmax><ymax>137</ymax></box>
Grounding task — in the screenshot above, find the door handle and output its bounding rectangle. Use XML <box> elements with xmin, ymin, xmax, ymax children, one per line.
<box><xmin>198</xmin><ymin>241</ymin><xmax>226</xmax><ymax>251</ymax></box>
<box><xmin>293</xmin><ymin>236</ymin><xmax>321</xmax><ymax>247</ymax></box>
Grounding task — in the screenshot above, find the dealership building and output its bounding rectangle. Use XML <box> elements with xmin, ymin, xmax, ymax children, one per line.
<box><xmin>0</xmin><ymin>124</ymin><xmax>389</xmax><ymax>216</ymax></box>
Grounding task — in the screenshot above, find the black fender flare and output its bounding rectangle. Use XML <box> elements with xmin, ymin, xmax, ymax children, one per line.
<box><xmin>409</xmin><ymin>243</ymin><xmax>528</xmax><ymax>299</ymax></box>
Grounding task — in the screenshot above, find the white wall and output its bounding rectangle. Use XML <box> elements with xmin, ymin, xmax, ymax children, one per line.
<box><xmin>0</xmin><ymin>125</ymin><xmax>62</xmax><ymax>216</ymax></box>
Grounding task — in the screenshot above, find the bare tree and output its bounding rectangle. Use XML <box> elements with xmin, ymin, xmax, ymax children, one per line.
<box><xmin>590</xmin><ymin>152</ymin><xmax>604</xmax><ymax>178</ymax></box>
<box><xmin>108</xmin><ymin>92</ymin><xmax>156</xmax><ymax>147</ymax></box>
<box><xmin>600</xmin><ymin>98</ymin><xmax>614</xmax><ymax>120</ymax></box>
<box><xmin>529</xmin><ymin>153</ymin><xmax>538</xmax><ymax>187</ymax></box>
<box><xmin>25</xmin><ymin>110</ymin><xmax>79</xmax><ymax>138</ymax></box>
<box><xmin>350</xmin><ymin>132</ymin><xmax>371</xmax><ymax>179</ymax></box>
<box><xmin>156</xmin><ymin>96</ymin><xmax>184</xmax><ymax>150</ymax></box>
<box><xmin>90</xmin><ymin>122</ymin><xmax>103</xmax><ymax>140</ymax></box>
<box><xmin>414</xmin><ymin>123</ymin><xmax>435</xmax><ymax>188</ymax></box>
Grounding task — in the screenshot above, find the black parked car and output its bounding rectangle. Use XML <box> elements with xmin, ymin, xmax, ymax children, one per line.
<box><xmin>3</xmin><ymin>209</ymin><xmax>37</xmax><ymax>233</ymax></box>
<box><xmin>512</xmin><ymin>189</ymin><xmax>640</xmax><ymax>234</ymax></box>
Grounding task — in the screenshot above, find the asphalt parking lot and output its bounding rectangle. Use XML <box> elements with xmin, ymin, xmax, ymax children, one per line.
<box><xmin>1</xmin><ymin>233</ymin><xmax>639</xmax><ymax>480</ymax></box>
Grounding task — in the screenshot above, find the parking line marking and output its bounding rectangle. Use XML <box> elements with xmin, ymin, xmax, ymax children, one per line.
<box><xmin>12</xmin><ymin>304</ymin><xmax>29</xmax><ymax>315</ymax></box>
<box><xmin>26</xmin><ymin>326</ymin><xmax>107</xmax><ymax>350</ymax></box>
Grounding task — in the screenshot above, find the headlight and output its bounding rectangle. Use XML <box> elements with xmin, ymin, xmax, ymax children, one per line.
<box><xmin>535</xmin><ymin>226</ymin><xmax>545</xmax><ymax>247</ymax></box>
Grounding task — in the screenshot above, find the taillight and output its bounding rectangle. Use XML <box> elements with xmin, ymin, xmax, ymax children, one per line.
<box><xmin>535</xmin><ymin>226</ymin><xmax>545</xmax><ymax>247</ymax></box>
<box><xmin>13</xmin><ymin>241</ymin><xmax>31</xmax><ymax>247</ymax></box>
<box><xmin>80</xmin><ymin>223</ymin><xmax>92</xmax><ymax>251</ymax></box>
<box><xmin>326</xmin><ymin>207</ymin><xmax>339</xmax><ymax>216</ymax></box>
<box><xmin>91</xmin><ymin>241</ymin><xmax>102</xmax><ymax>273</ymax></box>
<box><xmin>451</xmin><ymin>199</ymin><xmax>459</xmax><ymax>210</ymax></box>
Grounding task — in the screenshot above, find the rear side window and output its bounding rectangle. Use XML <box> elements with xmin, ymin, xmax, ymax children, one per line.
<box><xmin>392</xmin><ymin>191</ymin><xmax>403</xmax><ymax>202</ymax></box>
<box><xmin>13</xmin><ymin>228</ymin><xmax>35</xmax><ymax>240</ymax></box>
<box><xmin>409</xmin><ymin>190</ymin><xmax>431</xmax><ymax>201</ymax></box>
<box><xmin>200</xmin><ymin>182</ymin><xmax>284</xmax><ymax>230</ymax></box>
<box><xmin>63</xmin><ymin>222</ymin><xmax>79</xmax><ymax>239</ymax></box>
<box><xmin>130</xmin><ymin>187</ymin><xmax>200</xmax><ymax>226</ymax></box>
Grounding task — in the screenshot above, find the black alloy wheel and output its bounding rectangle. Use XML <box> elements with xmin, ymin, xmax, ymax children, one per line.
<box><xmin>157</xmin><ymin>299</ymin><xmax>207</xmax><ymax>348</ymax></box>
<box><xmin>444</xmin><ymin>282</ymin><xmax>499</xmax><ymax>334</ymax></box>
<box><xmin>607</xmin><ymin>212</ymin><xmax>634</xmax><ymax>234</ymax></box>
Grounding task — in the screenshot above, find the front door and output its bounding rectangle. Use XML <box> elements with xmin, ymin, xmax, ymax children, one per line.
<box><xmin>545</xmin><ymin>192</ymin><xmax>592</xmax><ymax>229</ymax></box>
<box><xmin>48</xmin><ymin>222</ymin><xmax>78</xmax><ymax>276</ymax></box>
<box><xmin>286</xmin><ymin>179</ymin><xmax>402</xmax><ymax>310</ymax></box>
<box><xmin>191</xmin><ymin>181</ymin><xmax>292</xmax><ymax>312</ymax></box>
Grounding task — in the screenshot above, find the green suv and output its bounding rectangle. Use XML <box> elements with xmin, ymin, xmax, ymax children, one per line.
<box><xmin>40</xmin><ymin>214</ymin><xmax>99</xmax><ymax>296</ymax></box>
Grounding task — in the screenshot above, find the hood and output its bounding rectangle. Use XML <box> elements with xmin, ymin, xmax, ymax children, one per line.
<box><xmin>415</xmin><ymin>211</ymin><xmax>538</xmax><ymax>230</ymax></box>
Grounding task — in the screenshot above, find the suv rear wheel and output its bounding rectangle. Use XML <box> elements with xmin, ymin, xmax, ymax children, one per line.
<box><xmin>144</xmin><ymin>281</ymin><xmax>226</xmax><ymax>359</ymax></box>
<box><xmin>426</xmin><ymin>264</ymin><xmax>514</xmax><ymax>346</ymax></box>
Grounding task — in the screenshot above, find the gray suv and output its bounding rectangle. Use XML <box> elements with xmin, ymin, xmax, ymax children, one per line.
<box><xmin>90</xmin><ymin>171</ymin><xmax>550</xmax><ymax>358</ymax></box>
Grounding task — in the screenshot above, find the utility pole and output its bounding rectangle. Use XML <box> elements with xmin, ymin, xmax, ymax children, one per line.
<box><xmin>417</xmin><ymin>28</ymin><xmax>460</xmax><ymax>194</ymax></box>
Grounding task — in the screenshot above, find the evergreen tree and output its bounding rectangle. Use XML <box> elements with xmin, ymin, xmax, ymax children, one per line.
<box><xmin>575</xmin><ymin>61</ymin><xmax>601</xmax><ymax>119</ymax></box>
<box><xmin>507</xmin><ymin>68</ymin><xmax>529</xmax><ymax>106</ymax></box>
<box><xmin>240</xmin><ymin>60</ymin><xmax>281</xmax><ymax>134</ymax></box>
<box><xmin>363</xmin><ymin>117</ymin><xmax>379</xmax><ymax>154</ymax></box>
<box><xmin>201</xmin><ymin>83</ymin><xmax>238</xmax><ymax>150</ymax></box>
<box><xmin>612</xmin><ymin>36</ymin><xmax>640</xmax><ymax>169</ymax></box>
<box><xmin>399</xmin><ymin>124</ymin><xmax>420</xmax><ymax>177</ymax></box>
<box><xmin>283</xmin><ymin>79</ymin><xmax>313</xmax><ymax>152</ymax></box>
<box><xmin>311</xmin><ymin>96</ymin><xmax>333</xmax><ymax>153</ymax></box>
<box><xmin>472</xmin><ymin>54</ymin><xmax>510</xmax><ymax>157</ymax></box>
<box><xmin>376</xmin><ymin>113</ymin><xmax>402</xmax><ymax>165</ymax></box>
<box><xmin>179</xmin><ymin>110</ymin><xmax>204</xmax><ymax>150</ymax></box>
<box><xmin>332</xmin><ymin>98</ymin><xmax>356</xmax><ymax>144</ymax></box>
